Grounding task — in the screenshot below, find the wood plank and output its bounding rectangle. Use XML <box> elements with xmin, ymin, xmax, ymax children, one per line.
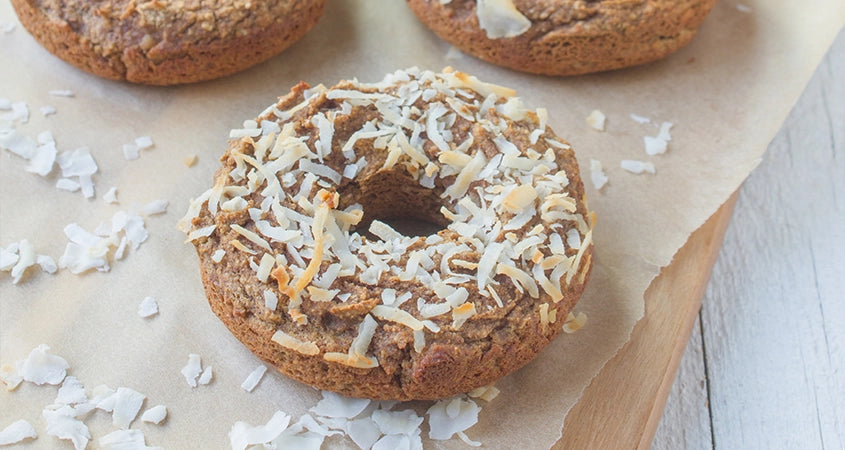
<box><xmin>555</xmin><ymin>191</ymin><xmax>738</xmax><ymax>449</ymax></box>
<box><xmin>699</xmin><ymin>29</ymin><xmax>845</xmax><ymax>449</ymax></box>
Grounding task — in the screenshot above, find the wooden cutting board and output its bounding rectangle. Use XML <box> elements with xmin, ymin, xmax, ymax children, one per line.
<box><xmin>555</xmin><ymin>192</ymin><xmax>739</xmax><ymax>449</ymax></box>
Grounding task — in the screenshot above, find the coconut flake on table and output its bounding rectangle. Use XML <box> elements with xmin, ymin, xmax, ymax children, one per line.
<box><xmin>180</xmin><ymin>354</ymin><xmax>203</xmax><ymax>387</ymax></box>
<box><xmin>0</xmin><ymin>101</ymin><xmax>28</xmax><ymax>123</ymax></box>
<box><xmin>40</xmin><ymin>105</ymin><xmax>57</xmax><ymax>116</ymax></box>
<box><xmin>630</xmin><ymin>113</ymin><xmax>651</xmax><ymax>124</ymax></box>
<box><xmin>230</xmin><ymin>410</ymin><xmax>292</xmax><ymax>450</ymax></box>
<box><xmin>183</xmin><ymin>154</ymin><xmax>198</xmax><ymax>167</ymax></box>
<box><xmin>137</xmin><ymin>296</ymin><xmax>159</xmax><ymax>318</ymax></box>
<box><xmin>620</xmin><ymin>159</ymin><xmax>656</xmax><ymax>174</ymax></box>
<box><xmin>108</xmin><ymin>387</ymin><xmax>146</xmax><ymax>429</ymax></box>
<box><xmin>141</xmin><ymin>405</ymin><xmax>167</xmax><ymax>424</ymax></box>
<box><xmin>0</xmin><ymin>364</ymin><xmax>23</xmax><ymax>391</ymax></box>
<box><xmin>0</xmin><ymin>20</ymin><xmax>15</xmax><ymax>33</ymax></box>
<box><xmin>103</xmin><ymin>187</ymin><xmax>119</xmax><ymax>204</ymax></box>
<box><xmin>99</xmin><ymin>429</ymin><xmax>162</xmax><ymax>450</ymax></box>
<box><xmin>198</xmin><ymin>365</ymin><xmax>213</xmax><ymax>385</ymax></box>
<box><xmin>142</xmin><ymin>199</ymin><xmax>168</xmax><ymax>216</ymax></box>
<box><xmin>17</xmin><ymin>344</ymin><xmax>69</xmax><ymax>385</ymax></box>
<box><xmin>55</xmin><ymin>376</ymin><xmax>88</xmax><ymax>406</ymax></box>
<box><xmin>589</xmin><ymin>158</ymin><xmax>608</xmax><ymax>191</ymax></box>
<box><xmin>48</xmin><ymin>89</ymin><xmax>75</xmax><ymax>97</ymax></box>
<box><xmin>586</xmin><ymin>109</ymin><xmax>606</xmax><ymax>131</ymax></box>
<box><xmin>426</xmin><ymin>396</ymin><xmax>482</xmax><ymax>443</ymax></box>
<box><xmin>0</xmin><ymin>128</ymin><xmax>37</xmax><ymax>158</ymax></box>
<box><xmin>0</xmin><ymin>419</ymin><xmax>37</xmax><ymax>446</ymax></box>
<box><xmin>309</xmin><ymin>390</ymin><xmax>371</xmax><ymax>419</ymax></box>
<box><xmin>240</xmin><ymin>365</ymin><xmax>267</xmax><ymax>392</ymax></box>
<box><xmin>42</xmin><ymin>405</ymin><xmax>91</xmax><ymax>450</ymax></box>
<box><xmin>123</xmin><ymin>143</ymin><xmax>140</xmax><ymax>160</ymax></box>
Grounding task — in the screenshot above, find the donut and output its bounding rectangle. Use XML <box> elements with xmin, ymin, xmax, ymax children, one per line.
<box><xmin>179</xmin><ymin>67</ymin><xmax>595</xmax><ymax>400</ymax></box>
<box><xmin>406</xmin><ymin>0</ymin><xmax>719</xmax><ymax>76</ymax></box>
<box><xmin>10</xmin><ymin>0</ymin><xmax>326</xmax><ymax>85</ymax></box>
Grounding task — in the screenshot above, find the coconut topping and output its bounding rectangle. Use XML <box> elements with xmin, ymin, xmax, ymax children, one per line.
<box><xmin>475</xmin><ymin>0</ymin><xmax>532</xmax><ymax>39</ymax></box>
<box><xmin>182</xmin><ymin>67</ymin><xmax>593</xmax><ymax>373</ymax></box>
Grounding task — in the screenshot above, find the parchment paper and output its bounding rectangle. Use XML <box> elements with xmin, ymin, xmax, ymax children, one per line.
<box><xmin>2</xmin><ymin>0</ymin><xmax>843</xmax><ymax>448</ymax></box>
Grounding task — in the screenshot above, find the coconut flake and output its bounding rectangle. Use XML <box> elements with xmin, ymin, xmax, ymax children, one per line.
<box><xmin>142</xmin><ymin>199</ymin><xmax>168</xmax><ymax>216</ymax></box>
<box><xmin>271</xmin><ymin>330</ymin><xmax>320</xmax><ymax>356</ymax></box>
<box><xmin>99</xmin><ymin>429</ymin><xmax>161</xmax><ymax>449</ymax></box>
<box><xmin>589</xmin><ymin>159</ymin><xmax>608</xmax><ymax>190</ymax></box>
<box><xmin>0</xmin><ymin>419</ymin><xmax>37</xmax><ymax>445</ymax></box>
<box><xmin>49</xmin><ymin>89</ymin><xmax>75</xmax><ymax>97</ymax></box>
<box><xmin>586</xmin><ymin>109</ymin><xmax>606</xmax><ymax>131</ymax></box>
<box><xmin>241</xmin><ymin>365</ymin><xmax>267</xmax><ymax>392</ymax></box>
<box><xmin>137</xmin><ymin>296</ymin><xmax>159</xmax><ymax>318</ymax></box>
<box><xmin>141</xmin><ymin>405</ymin><xmax>167</xmax><ymax>424</ymax></box>
<box><xmin>310</xmin><ymin>391</ymin><xmax>371</xmax><ymax>419</ymax></box>
<box><xmin>620</xmin><ymin>159</ymin><xmax>656</xmax><ymax>174</ymax></box>
<box><xmin>18</xmin><ymin>344</ymin><xmax>69</xmax><ymax>385</ymax></box>
<box><xmin>630</xmin><ymin>113</ymin><xmax>651</xmax><ymax>124</ymax></box>
<box><xmin>427</xmin><ymin>397</ymin><xmax>481</xmax><ymax>441</ymax></box>
<box><xmin>476</xmin><ymin>0</ymin><xmax>531</xmax><ymax>39</ymax></box>
<box><xmin>109</xmin><ymin>387</ymin><xmax>145</xmax><ymax>429</ymax></box>
<box><xmin>180</xmin><ymin>354</ymin><xmax>202</xmax><ymax>388</ymax></box>
<box><xmin>230</xmin><ymin>411</ymin><xmax>292</xmax><ymax>450</ymax></box>
<box><xmin>643</xmin><ymin>136</ymin><xmax>668</xmax><ymax>155</ymax></box>
<box><xmin>43</xmin><ymin>405</ymin><xmax>91</xmax><ymax>450</ymax></box>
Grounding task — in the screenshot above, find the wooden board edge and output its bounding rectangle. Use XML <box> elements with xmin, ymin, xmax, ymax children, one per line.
<box><xmin>555</xmin><ymin>191</ymin><xmax>739</xmax><ymax>449</ymax></box>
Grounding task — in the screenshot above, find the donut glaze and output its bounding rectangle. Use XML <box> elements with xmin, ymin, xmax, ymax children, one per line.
<box><xmin>180</xmin><ymin>68</ymin><xmax>594</xmax><ymax>400</ymax></box>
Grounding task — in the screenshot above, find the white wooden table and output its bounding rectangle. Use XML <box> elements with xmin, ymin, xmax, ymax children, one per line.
<box><xmin>652</xmin><ymin>29</ymin><xmax>845</xmax><ymax>449</ymax></box>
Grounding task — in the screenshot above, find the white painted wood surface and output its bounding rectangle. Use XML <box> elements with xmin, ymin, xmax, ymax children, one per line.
<box><xmin>653</xmin><ymin>29</ymin><xmax>845</xmax><ymax>449</ymax></box>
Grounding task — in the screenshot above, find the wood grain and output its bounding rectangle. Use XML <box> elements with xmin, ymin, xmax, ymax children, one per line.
<box><xmin>555</xmin><ymin>191</ymin><xmax>738</xmax><ymax>449</ymax></box>
<box><xmin>654</xmin><ymin>28</ymin><xmax>845</xmax><ymax>450</ymax></box>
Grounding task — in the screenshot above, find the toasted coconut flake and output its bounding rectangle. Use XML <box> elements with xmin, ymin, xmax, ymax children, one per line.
<box><xmin>586</xmin><ymin>109</ymin><xmax>606</xmax><ymax>131</ymax></box>
<box><xmin>539</xmin><ymin>303</ymin><xmax>550</xmax><ymax>329</ymax></box>
<box><xmin>451</xmin><ymin>302</ymin><xmax>477</xmax><ymax>329</ymax></box>
<box><xmin>502</xmin><ymin>183</ymin><xmax>537</xmax><ymax>212</ymax></box>
<box><xmin>231</xmin><ymin>224</ymin><xmax>272</xmax><ymax>252</ymax></box>
<box><xmin>372</xmin><ymin>305</ymin><xmax>425</xmax><ymax>331</ymax></box>
<box><xmin>496</xmin><ymin>262</ymin><xmax>539</xmax><ymax>298</ymax></box>
<box><xmin>271</xmin><ymin>330</ymin><xmax>320</xmax><ymax>356</ymax></box>
<box><xmin>184</xmin><ymin>154</ymin><xmax>198</xmax><ymax>167</ymax></box>
<box><xmin>562</xmin><ymin>311</ymin><xmax>588</xmax><ymax>333</ymax></box>
<box><xmin>467</xmin><ymin>385</ymin><xmax>500</xmax><ymax>402</ymax></box>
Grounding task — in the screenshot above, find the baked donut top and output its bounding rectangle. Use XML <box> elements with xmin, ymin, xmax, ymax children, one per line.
<box><xmin>32</xmin><ymin>0</ymin><xmax>298</xmax><ymax>60</ymax></box>
<box><xmin>180</xmin><ymin>67</ymin><xmax>593</xmax><ymax>369</ymax></box>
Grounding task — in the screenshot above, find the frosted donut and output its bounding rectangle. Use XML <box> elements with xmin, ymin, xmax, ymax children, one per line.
<box><xmin>179</xmin><ymin>67</ymin><xmax>595</xmax><ymax>400</ymax></box>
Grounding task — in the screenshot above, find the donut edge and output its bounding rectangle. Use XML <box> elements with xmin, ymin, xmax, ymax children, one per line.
<box><xmin>406</xmin><ymin>0</ymin><xmax>720</xmax><ymax>76</ymax></box>
<box><xmin>9</xmin><ymin>0</ymin><xmax>327</xmax><ymax>85</ymax></box>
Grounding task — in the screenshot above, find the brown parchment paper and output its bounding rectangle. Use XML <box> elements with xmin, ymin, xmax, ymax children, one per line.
<box><xmin>2</xmin><ymin>0</ymin><xmax>843</xmax><ymax>448</ymax></box>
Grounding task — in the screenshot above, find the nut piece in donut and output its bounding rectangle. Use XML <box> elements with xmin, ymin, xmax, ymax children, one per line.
<box><xmin>10</xmin><ymin>0</ymin><xmax>327</xmax><ymax>85</ymax></box>
<box><xmin>407</xmin><ymin>0</ymin><xmax>719</xmax><ymax>76</ymax></box>
<box><xmin>179</xmin><ymin>67</ymin><xmax>595</xmax><ymax>400</ymax></box>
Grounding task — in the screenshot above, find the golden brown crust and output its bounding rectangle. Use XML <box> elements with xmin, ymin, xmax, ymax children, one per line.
<box><xmin>406</xmin><ymin>0</ymin><xmax>719</xmax><ymax>76</ymax></box>
<box><xmin>181</xmin><ymin>68</ymin><xmax>594</xmax><ymax>400</ymax></box>
<box><xmin>10</xmin><ymin>0</ymin><xmax>326</xmax><ymax>85</ymax></box>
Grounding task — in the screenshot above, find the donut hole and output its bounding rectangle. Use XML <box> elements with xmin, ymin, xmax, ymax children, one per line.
<box><xmin>343</xmin><ymin>168</ymin><xmax>449</xmax><ymax>239</ymax></box>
